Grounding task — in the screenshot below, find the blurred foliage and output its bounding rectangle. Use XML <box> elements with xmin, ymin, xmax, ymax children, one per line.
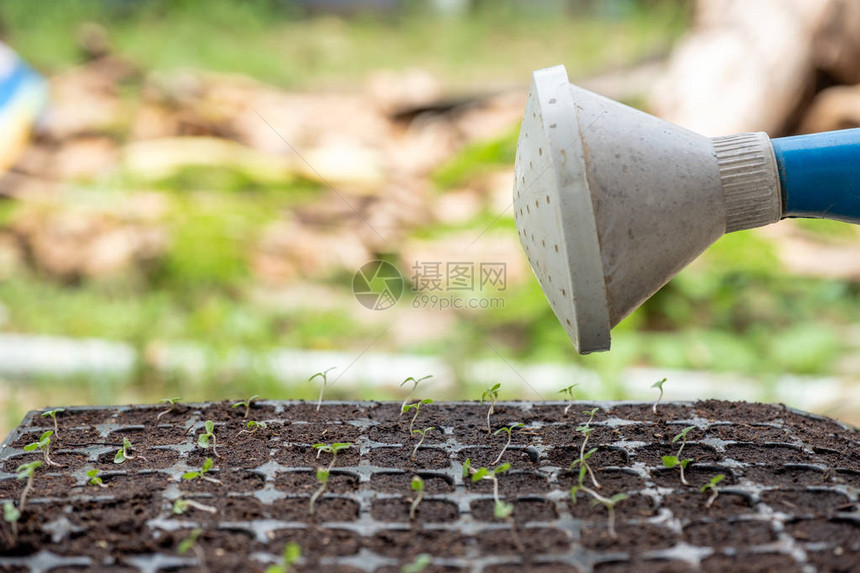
<box><xmin>432</xmin><ymin>128</ymin><xmax>519</xmax><ymax>189</ymax></box>
<box><xmin>1</xmin><ymin>0</ymin><xmax>858</xmax><ymax>431</ymax></box>
<box><xmin>0</xmin><ymin>0</ymin><xmax>687</xmax><ymax>89</ymax></box>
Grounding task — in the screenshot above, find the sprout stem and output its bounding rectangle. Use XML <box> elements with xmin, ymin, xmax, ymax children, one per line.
<box><xmin>492</xmin><ymin>432</ymin><xmax>513</xmax><ymax>466</ymax></box>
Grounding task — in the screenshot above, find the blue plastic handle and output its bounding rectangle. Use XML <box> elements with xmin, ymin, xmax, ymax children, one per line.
<box><xmin>771</xmin><ymin>128</ymin><xmax>860</xmax><ymax>223</ymax></box>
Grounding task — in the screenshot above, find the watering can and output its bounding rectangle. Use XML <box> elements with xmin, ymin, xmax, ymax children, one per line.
<box><xmin>513</xmin><ymin>65</ymin><xmax>860</xmax><ymax>354</ymax></box>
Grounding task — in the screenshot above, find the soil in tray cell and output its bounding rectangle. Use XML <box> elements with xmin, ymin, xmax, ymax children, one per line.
<box><xmin>279</xmin><ymin>422</ymin><xmax>362</xmax><ymax>444</ymax></box>
<box><xmin>370</xmin><ymin>497</ymin><xmax>459</xmax><ymax>522</ymax></box>
<box><xmin>178</xmin><ymin>468</ymin><xmax>266</xmax><ymax>493</ymax></box>
<box><xmin>9</xmin><ymin>427</ymin><xmax>104</xmax><ymax>449</ymax></box>
<box><xmin>580</xmin><ymin>521</ymin><xmax>679</xmax><ymax>552</ymax></box>
<box><xmin>629</xmin><ymin>443</ymin><xmax>720</xmax><ymax>466</ymax></box>
<box><xmin>784</xmin><ymin>517</ymin><xmax>860</xmax><ymax>545</ymax></box>
<box><xmin>95</xmin><ymin>447</ymin><xmax>180</xmax><ymax>470</ymax></box>
<box><xmin>544</xmin><ymin>445</ymin><xmax>627</xmax><ymax>468</ymax></box>
<box><xmin>365</xmin><ymin>446</ymin><xmax>451</xmax><ymax>470</ymax></box>
<box><xmin>759</xmin><ymin>489</ymin><xmax>850</xmax><ymax>516</ymax></box>
<box><xmin>271</xmin><ymin>496</ymin><xmax>360</xmax><ymax>522</ymax></box>
<box><xmin>605</xmin><ymin>403</ymin><xmax>695</xmax><ymax>421</ymax></box>
<box><xmin>465</xmin><ymin>470</ymin><xmax>548</xmax><ymax>495</ymax></box>
<box><xmin>2</xmin><ymin>452</ymin><xmax>89</xmax><ymax>474</ymax></box>
<box><xmin>263</xmin><ymin>527</ymin><xmax>362</xmax><ymax>556</ymax></box>
<box><xmin>700</xmin><ymin>552</ymin><xmax>803</xmax><ymax>573</ymax></box>
<box><xmin>275</xmin><ymin>469</ymin><xmax>360</xmax><ymax>495</ymax></box>
<box><xmin>475</xmin><ymin>526</ymin><xmax>571</xmax><ymax>555</ymax></box>
<box><xmin>369</xmin><ymin>471</ymin><xmax>453</xmax><ymax>494</ymax></box>
<box><xmin>368</xmin><ymin>528</ymin><xmax>472</xmax><ymax>558</ymax></box>
<box><xmin>593</xmin><ymin>558</ymin><xmax>696</xmax><ymax>573</ymax></box>
<box><xmin>722</xmin><ymin>443</ymin><xmax>812</xmax><ymax>465</ymax></box>
<box><xmin>469</xmin><ymin>497</ymin><xmax>558</xmax><ymax>523</ymax></box>
<box><xmin>649</xmin><ymin>465</ymin><xmax>734</xmax><ymax>489</ymax></box>
<box><xmin>482</xmin><ymin>564</ymin><xmax>582</xmax><ymax>573</ymax></box>
<box><xmin>557</xmin><ymin>467</ymin><xmax>644</xmax><ymax>492</ymax></box>
<box><xmin>568</xmin><ymin>492</ymin><xmax>657</xmax><ymax>521</ymax></box>
<box><xmin>275</xmin><ymin>444</ymin><xmax>362</xmax><ymax>469</ymax></box>
<box><xmin>456</xmin><ymin>446</ymin><xmax>539</xmax><ymax>470</ymax></box>
<box><xmin>682</xmin><ymin>519</ymin><xmax>777</xmax><ymax>549</ymax></box>
<box><xmin>738</xmin><ymin>464</ymin><xmax>832</xmax><ymax>487</ymax></box>
<box><xmin>0</xmin><ymin>472</ymin><xmax>77</xmax><ymax>501</ymax></box>
<box><xmin>662</xmin><ymin>490</ymin><xmax>756</xmax><ymax>521</ymax></box>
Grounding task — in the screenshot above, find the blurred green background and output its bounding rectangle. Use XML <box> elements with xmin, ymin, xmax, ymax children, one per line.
<box><xmin>0</xmin><ymin>0</ymin><xmax>858</xmax><ymax>434</ymax></box>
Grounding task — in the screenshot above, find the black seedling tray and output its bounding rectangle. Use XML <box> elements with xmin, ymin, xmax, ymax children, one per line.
<box><xmin>0</xmin><ymin>400</ymin><xmax>857</xmax><ymax>572</ymax></box>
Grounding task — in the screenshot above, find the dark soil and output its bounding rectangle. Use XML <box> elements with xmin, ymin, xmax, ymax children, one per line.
<box><xmin>0</xmin><ymin>399</ymin><xmax>857</xmax><ymax>573</ymax></box>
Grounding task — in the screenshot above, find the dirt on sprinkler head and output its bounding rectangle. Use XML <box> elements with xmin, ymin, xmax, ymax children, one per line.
<box><xmin>0</xmin><ymin>399</ymin><xmax>856</xmax><ymax>572</ymax></box>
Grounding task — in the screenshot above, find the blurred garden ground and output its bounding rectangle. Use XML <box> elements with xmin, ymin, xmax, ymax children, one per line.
<box><xmin>1</xmin><ymin>0</ymin><xmax>860</xmax><ymax>434</ymax></box>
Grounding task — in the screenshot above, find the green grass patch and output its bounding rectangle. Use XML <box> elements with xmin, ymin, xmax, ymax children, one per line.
<box><xmin>432</xmin><ymin>129</ymin><xmax>518</xmax><ymax>190</ymax></box>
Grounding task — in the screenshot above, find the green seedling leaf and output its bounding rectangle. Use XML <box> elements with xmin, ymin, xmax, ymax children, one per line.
<box><xmin>651</xmin><ymin>378</ymin><xmax>666</xmax><ymax>391</ymax></box>
<box><xmin>570</xmin><ymin>485</ymin><xmax>581</xmax><ymax>503</ymax></box>
<box><xmin>202</xmin><ymin>458</ymin><xmax>214</xmax><ymax>473</ymax></box>
<box><xmin>177</xmin><ymin>528</ymin><xmax>201</xmax><ymax>555</ymax></box>
<box><xmin>15</xmin><ymin>461</ymin><xmax>42</xmax><ymax>479</ymax></box>
<box><xmin>330</xmin><ymin>443</ymin><xmax>351</xmax><ymax>454</ymax></box>
<box><xmin>471</xmin><ymin>468</ymin><xmax>489</xmax><ymax>482</ymax></box>
<box><xmin>114</xmin><ymin>449</ymin><xmax>127</xmax><ymax>464</ymax></box>
<box><xmin>198</xmin><ymin>434</ymin><xmax>211</xmax><ymax>448</ymax></box>
<box><xmin>672</xmin><ymin>426</ymin><xmax>696</xmax><ymax>443</ymax></box>
<box><xmin>493</xmin><ymin>463</ymin><xmax>511</xmax><ymax>475</ymax></box>
<box><xmin>401</xmin><ymin>553</ymin><xmax>432</xmax><ymax>573</ymax></box>
<box><xmin>680</xmin><ymin>459</ymin><xmax>692</xmax><ymax>469</ymax></box>
<box><xmin>701</xmin><ymin>474</ymin><xmax>726</xmax><ymax>492</ymax></box>
<box><xmin>4</xmin><ymin>502</ymin><xmax>20</xmax><ymax>524</ymax></box>
<box><xmin>494</xmin><ymin>500</ymin><xmax>514</xmax><ymax>519</ymax></box>
<box><xmin>283</xmin><ymin>541</ymin><xmax>301</xmax><ymax>565</ymax></box>
<box><xmin>182</xmin><ymin>471</ymin><xmax>200</xmax><ymax>480</ymax></box>
<box><xmin>662</xmin><ymin>456</ymin><xmax>679</xmax><ymax>468</ymax></box>
<box><xmin>204</xmin><ymin>420</ymin><xmax>215</xmax><ymax>433</ymax></box>
<box><xmin>173</xmin><ymin>499</ymin><xmax>189</xmax><ymax>515</ymax></box>
<box><xmin>316</xmin><ymin>468</ymin><xmax>330</xmax><ymax>484</ymax></box>
<box><xmin>411</xmin><ymin>476</ymin><xmax>424</xmax><ymax>492</ymax></box>
<box><xmin>462</xmin><ymin>459</ymin><xmax>471</xmax><ymax>478</ymax></box>
<box><xmin>86</xmin><ymin>469</ymin><xmax>105</xmax><ymax>487</ymax></box>
<box><xmin>582</xmin><ymin>447</ymin><xmax>597</xmax><ymax>460</ymax></box>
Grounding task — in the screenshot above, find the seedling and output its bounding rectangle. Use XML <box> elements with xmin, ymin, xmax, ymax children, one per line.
<box><xmin>156</xmin><ymin>397</ymin><xmax>182</xmax><ymax>420</ymax></box>
<box><xmin>24</xmin><ymin>430</ymin><xmax>60</xmax><ymax>467</ymax></box>
<box><xmin>559</xmin><ymin>384</ymin><xmax>578</xmax><ymax>416</ymax></box>
<box><xmin>173</xmin><ymin>498</ymin><xmax>217</xmax><ymax>515</ymax></box>
<box><xmin>662</xmin><ymin>425</ymin><xmax>696</xmax><ymax>485</ymax></box>
<box><xmin>480</xmin><ymin>383</ymin><xmax>501</xmax><ymax>434</ymax></box>
<box><xmin>701</xmin><ymin>474</ymin><xmax>726</xmax><ymax>508</ymax></box>
<box><xmin>309</xmin><ymin>467</ymin><xmax>329</xmax><ymax>516</ymax></box>
<box><xmin>86</xmin><ymin>469</ymin><xmax>107</xmax><ymax>489</ymax></box>
<box><xmin>400</xmin><ymin>375</ymin><xmax>433</xmax><ymax>415</ymax></box>
<box><xmin>265</xmin><ymin>541</ymin><xmax>301</xmax><ymax>573</ymax></box>
<box><xmin>40</xmin><ymin>408</ymin><xmax>65</xmax><ymax>437</ymax></box>
<box><xmin>197</xmin><ymin>420</ymin><xmax>221</xmax><ymax>458</ymax></box>
<box><xmin>570</xmin><ymin>407</ymin><xmax>601</xmax><ymax>489</ymax></box>
<box><xmin>411</xmin><ymin>427</ymin><xmax>435</xmax><ymax>461</ymax></box>
<box><xmin>651</xmin><ymin>378</ymin><xmax>667</xmax><ymax>415</ymax></box>
<box><xmin>176</xmin><ymin>527</ymin><xmax>203</xmax><ymax>555</ymax></box>
<box><xmin>239</xmin><ymin>420</ymin><xmax>268</xmax><ymax>436</ymax></box>
<box><xmin>312</xmin><ymin>442</ymin><xmax>351</xmax><ymax>467</ymax></box>
<box><xmin>463</xmin><ymin>459</ymin><xmax>513</xmax><ymax>519</ymax></box>
<box><xmin>309</xmin><ymin>442</ymin><xmax>351</xmax><ymax>516</ymax></box>
<box><xmin>182</xmin><ymin>457</ymin><xmax>221</xmax><ymax>484</ymax></box>
<box><xmin>232</xmin><ymin>395</ymin><xmax>259</xmax><ymax>419</ymax></box>
<box><xmin>402</xmin><ymin>554</ymin><xmax>432</xmax><ymax>573</ymax></box>
<box><xmin>409</xmin><ymin>475</ymin><xmax>425</xmax><ymax>520</ymax></box>
<box><xmin>3</xmin><ymin>501</ymin><xmax>20</xmax><ymax>542</ymax></box>
<box><xmin>114</xmin><ymin>437</ymin><xmax>145</xmax><ymax>464</ymax></box>
<box><xmin>492</xmin><ymin>423</ymin><xmax>524</xmax><ymax>465</ymax></box>
<box><xmin>589</xmin><ymin>492</ymin><xmax>628</xmax><ymax>540</ymax></box>
<box><xmin>309</xmin><ymin>367</ymin><xmax>336</xmax><ymax>412</ymax></box>
<box><xmin>15</xmin><ymin>461</ymin><xmax>42</xmax><ymax>512</ymax></box>
<box><xmin>402</xmin><ymin>399</ymin><xmax>433</xmax><ymax>433</ymax></box>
